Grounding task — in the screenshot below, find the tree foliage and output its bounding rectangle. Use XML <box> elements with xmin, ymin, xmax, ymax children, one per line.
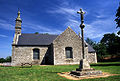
<box><xmin>115</xmin><ymin>2</ymin><xmax>120</xmax><ymax>34</ymax></box>
<box><xmin>86</xmin><ymin>33</ymin><xmax>120</xmax><ymax>61</ymax></box>
<box><xmin>5</xmin><ymin>56</ymin><xmax>11</xmax><ymax>62</ymax></box>
<box><xmin>86</xmin><ymin>38</ymin><xmax>96</xmax><ymax>47</ymax></box>
<box><xmin>0</xmin><ymin>58</ymin><xmax>6</xmax><ymax>63</ymax></box>
<box><xmin>95</xmin><ymin>43</ymin><xmax>107</xmax><ymax>61</ymax></box>
<box><xmin>101</xmin><ymin>33</ymin><xmax>120</xmax><ymax>56</ymax></box>
<box><xmin>86</xmin><ymin>38</ymin><xmax>107</xmax><ymax>61</ymax></box>
<box><xmin>0</xmin><ymin>56</ymin><xmax>11</xmax><ymax>63</ymax></box>
<box><xmin>35</xmin><ymin>32</ymin><xmax>39</xmax><ymax>34</ymax></box>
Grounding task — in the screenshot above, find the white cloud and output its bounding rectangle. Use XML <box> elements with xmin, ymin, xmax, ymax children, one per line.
<box><xmin>84</xmin><ymin>17</ymin><xmax>116</xmax><ymax>39</ymax></box>
<box><xmin>64</xmin><ymin>16</ymin><xmax>116</xmax><ymax>39</ymax></box>
<box><xmin>23</xmin><ymin>23</ymin><xmax>62</xmax><ymax>34</ymax></box>
<box><xmin>48</xmin><ymin>7</ymin><xmax>77</xmax><ymax>16</ymax></box>
<box><xmin>46</xmin><ymin>1</ymin><xmax>85</xmax><ymax>18</ymax></box>
<box><xmin>0</xmin><ymin>34</ymin><xmax>8</xmax><ymax>37</ymax></box>
<box><xmin>96</xmin><ymin>15</ymin><xmax>106</xmax><ymax>18</ymax></box>
<box><xmin>0</xmin><ymin>19</ymin><xmax>14</xmax><ymax>30</ymax></box>
<box><xmin>47</xmin><ymin>0</ymin><xmax>117</xmax><ymax>41</ymax></box>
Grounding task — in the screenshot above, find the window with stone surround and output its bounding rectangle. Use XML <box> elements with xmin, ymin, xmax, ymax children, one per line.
<box><xmin>33</xmin><ymin>48</ymin><xmax>39</xmax><ymax>60</ymax></box>
<box><xmin>65</xmin><ymin>47</ymin><xmax>73</xmax><ymax>58</ymax></box>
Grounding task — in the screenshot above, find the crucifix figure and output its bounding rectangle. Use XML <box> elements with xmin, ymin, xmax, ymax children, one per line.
<box><xmin>77</xmin><ymin>8</ymin><xmax>85</xmax><ymax>29</ymax></box>
<box><xmin>77</xmin><ymin>8</ymin><xmax>85</xmax><ymax>59</ymax></box>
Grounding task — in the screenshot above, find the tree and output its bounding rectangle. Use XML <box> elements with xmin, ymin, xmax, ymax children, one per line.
<box><xmin>86</xmin><ymin>38</ymin><xmax>108</xmax><ymax>61</ymax></box>
<box><xmin>35</xmin><ymin>32</ymin><xmax>39</xmax><ymax>34</ymax></box>
<box><xmin>101</xmin><ymin>33</ymin><xmax>120</xmax><ymax>56</ymax></box>
<box><xmin>86</xmin><ymin>38</ymin><xmax>96</xmax><ymax>47</ymax></box>
<box><xmin>95</xmin><ymin>43</ymin><xmax>107</xmax><ymax>61</ymax></box>
<box><xmin>115</xmin><ymin>2</ymin><xmax>120</xmax><ymax>35</ymax></box>
<box><xmin>0</xmin><ymin>58</ymin><xmax>6</xmax><ymax>63</ymax></box>
<box><xmin>5</xmin><ymin>56</ymin><xmax>11</xmax><ymax>62</ymax></box>
<box><xmin>0</xmin><ymin>56</ymin><xmax>11</xmax><ymax>63</ymax></box>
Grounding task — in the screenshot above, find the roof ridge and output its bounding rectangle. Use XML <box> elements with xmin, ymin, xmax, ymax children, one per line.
<box><xmin>21</xmin><ymin>33</ymin><xmax>59</xmax><ymax>36</ymax></box>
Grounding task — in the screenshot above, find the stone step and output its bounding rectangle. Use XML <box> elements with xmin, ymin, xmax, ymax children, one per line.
<box><xmin>70</xmin><ymin>70</ymin><xmax>102</xmax><ymax>76</ymax></box>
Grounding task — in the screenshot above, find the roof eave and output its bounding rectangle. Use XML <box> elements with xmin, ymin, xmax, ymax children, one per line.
<box><xmin>12</xmin><ymin>44</ymin><xmax>51</xmax><ymax>46</ymax></box>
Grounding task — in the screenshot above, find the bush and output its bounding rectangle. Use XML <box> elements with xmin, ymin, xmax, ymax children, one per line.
<box><xmin>0</xmin><ymin>56</ymin><xmax>11</xmax><ymax>63</ymax></box>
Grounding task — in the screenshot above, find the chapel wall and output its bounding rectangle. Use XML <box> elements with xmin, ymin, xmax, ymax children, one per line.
<box><xmin>86</xmin><ymin>52</ymin><xmax>97</xmax><ymax>63</ymax></box>
<box><xmin>53</xmin><ymin>27</ymin><xmax>83</xmax><ymax>65</ymax></box>
<box><xmin>11</xmin><ymin>46</ymin><xmax>51</xmax><ymax>66</ymax></box>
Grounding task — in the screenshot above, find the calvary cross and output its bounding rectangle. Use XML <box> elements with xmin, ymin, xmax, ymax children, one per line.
<box><xmin>77</xmin><ymin>8</ymin><xmax>85</xmax><ymax>28</ymax></box>
<box><xmin>77</xmin><ymin>8</ymin><xmax>86</xmax><ymax>59</ymax></box>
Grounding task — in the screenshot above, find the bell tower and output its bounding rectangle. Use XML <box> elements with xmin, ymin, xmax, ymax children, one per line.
<box><xmin>12</xmin><ymin>9</ymin><xmax>22</xmax><ymax>45</ymax></box>
<box><xmin>12</xmin><ymin>9</ymin><xmax>22</xmax><ymax>66</ymax></box>
<box><xmin>15</xmin><ymin>9</ymin><xmax>22</xmax><ymax>34</ymax></box>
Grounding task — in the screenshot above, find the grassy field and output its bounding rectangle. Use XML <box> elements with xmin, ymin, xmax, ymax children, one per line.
<box><xmin>0</xmin><ymin>62</ymin><xmax>120</xmax><ymax>81</ymax></box>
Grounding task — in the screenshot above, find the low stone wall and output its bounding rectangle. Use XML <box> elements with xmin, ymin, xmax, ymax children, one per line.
<box><xmin>0</xmin><ymin>63</ymin><xmax>3</xmax><ymax>66</ymax></box>
<box><xmin>0</xmin><ymin>62</ymin><xmax>11</xmax><ymax>66</ymax></box>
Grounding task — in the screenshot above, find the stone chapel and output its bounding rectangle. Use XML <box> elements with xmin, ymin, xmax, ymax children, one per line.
<box><xmin>11</xmin><ymin>10</ymin><xmax>97</xmax><ymax>66</ymax></box>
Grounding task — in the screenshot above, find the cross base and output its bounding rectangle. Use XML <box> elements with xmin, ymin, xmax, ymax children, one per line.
<box><xmin>70</xmin><ymin>59</ymin><xmax>102</xmax><ymax>77</ymax></box>
<box><xmin>70</xmin><ymin>70</ymin><xmax>102</xmax><ymax>77</ymax></box>
<box><xmin>79</xmin><ymin>59</ymin><xmax>90</xmax><ymax>70</ymax></box>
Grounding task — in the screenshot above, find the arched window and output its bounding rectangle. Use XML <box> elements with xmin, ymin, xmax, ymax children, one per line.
<box><xmin>33</xmin><ymin>49</ymin><xmax>39</xmax><ymax>60</ymax></box>
<box><xmin>65</xmin><ymin>47</ymin><xmax>73</xmax><ymax>58</ymax></box>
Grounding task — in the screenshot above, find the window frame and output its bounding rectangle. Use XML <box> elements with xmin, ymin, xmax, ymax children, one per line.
<box><xmin>33</xmin><ymin>48</ymin><xmax>40</xmax><ymax>60</ymax></box>
<box><xmin>65</xmin><ymin>47</ymin><xmax>73</xmax><ymax>59</ymax></box>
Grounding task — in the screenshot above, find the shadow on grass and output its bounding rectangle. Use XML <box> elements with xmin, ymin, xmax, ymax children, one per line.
<box><xmin>91</xmin><ymin>63</ymin><xmax>120</xmax><ymax>66</ymax></box>
<box><xmin>46</xmin><ymin>72</ymin><xmax>59</xmax><ymax>74</ymax></box>
<box><xmin>0</xmin><ymin>66</ymin><xmax>12</xmax><ymax>67</ymax></box>
<box><xmin>20</xmin><ymin>66</ymin><xmax>32</xmax><ymax>68</ymax></box>
<box><xmin>43</xmin><ymin>70</ymin><xmax>61</xmax><ymax>74</ymax></box>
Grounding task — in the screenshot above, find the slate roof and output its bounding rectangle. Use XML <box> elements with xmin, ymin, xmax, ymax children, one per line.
<box><xmin>17</xmin><ymin>33</ymin><xmax>95</xmax><ymax>53</ymax></box>
<box><xmin>88</xmin><ymin>44</ymin><xmax>95</xmax><ymax>53</ymax></box>
<box><xmin>17</xmin><ymin>34</ymin><xmax>58</xmax><ymax>45</ymax></box>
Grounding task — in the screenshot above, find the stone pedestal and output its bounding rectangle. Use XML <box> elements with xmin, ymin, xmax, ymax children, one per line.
<box><xmin>70</xmin><ymin>70</ymin><xmax>102</xmax><ymax>77</ymax></box>
<box><xmin>70</xmin><ymin>59</ymin><xmax>102</xmax><ymax>77</ymax></box>
<box><xmin>79</xmin><ymin>59</ymin><xmax>90</xmax><ymax>70</ymax></box>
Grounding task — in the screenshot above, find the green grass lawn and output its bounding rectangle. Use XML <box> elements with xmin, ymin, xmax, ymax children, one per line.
<box><xmin>0</xmin><ymin>62</ymin><xmax>120</xmax><ymax>81</ymax></box>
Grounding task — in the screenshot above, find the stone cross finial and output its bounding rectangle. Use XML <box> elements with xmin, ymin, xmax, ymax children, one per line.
<box><xmin>77</xmin><ymin>8</ymin><xmax>85</xmax><ymax>29</ymax></box>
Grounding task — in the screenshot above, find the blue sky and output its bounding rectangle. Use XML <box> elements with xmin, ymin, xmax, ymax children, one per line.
<box><xmin>0</xmin><ymin>0</ymin><xmax>119</xmax><ymax>58</ymax></box>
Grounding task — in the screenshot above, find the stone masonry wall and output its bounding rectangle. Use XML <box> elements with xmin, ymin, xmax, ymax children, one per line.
<box><xmin>86</xmin><ymin>52</ymin><xmax>97</xmax><ymax>63</ymax></box>
<box><xmin>53</xmin><ymin>27</ymin><xmax>83</xmax><ymax>65</ymax></box>
<box><xmin>11</xmin><ymin>46</ymin><xmax>51</xmax><ymax>66</ymax></box>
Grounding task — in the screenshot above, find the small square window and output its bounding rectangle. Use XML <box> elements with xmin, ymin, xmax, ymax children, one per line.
<box><xmin>33</xmin><ymin>49</ymin><xmax>39</xmax><ymax>59</ymax></box>
<box><xmin>65</xmin><ymin>47</ymin><xmax>73</xmax><ymax>58</ymax></box>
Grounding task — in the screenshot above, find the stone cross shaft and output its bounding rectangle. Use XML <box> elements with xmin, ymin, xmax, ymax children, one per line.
<box><xmin>77</xmin><ymin>8</ymin><xmax>85</xmax><ymax>59</ymax></box>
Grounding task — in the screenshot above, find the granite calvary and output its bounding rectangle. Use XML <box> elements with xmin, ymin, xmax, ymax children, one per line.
<box><xmin>70</xmin><ymin>8</ymin><xmax>102</xmax><ymax>77</ymax></box>
<box><xmin>11</xmin><ymin>10</ymin><xmax>97</xmax><ymax>66</ymax></box>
